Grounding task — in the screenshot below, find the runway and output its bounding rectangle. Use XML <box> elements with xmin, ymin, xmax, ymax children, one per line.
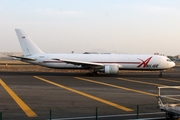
<box><xmin>0</xmin><ymin>70</ymin><xmax>180</xmax><ymax>120</ymax></box>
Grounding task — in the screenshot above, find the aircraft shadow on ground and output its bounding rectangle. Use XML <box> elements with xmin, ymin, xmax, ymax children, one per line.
<box><xmin>0</xmin><ymin>71</ymin><xmax>177</xmax><ymax>78</ymax></box>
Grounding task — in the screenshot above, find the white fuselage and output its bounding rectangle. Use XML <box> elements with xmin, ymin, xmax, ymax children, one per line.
<box><xmin>24</xmin><ymin>53</ymin><xmax>175</xmax><ymax>70</ymax></box>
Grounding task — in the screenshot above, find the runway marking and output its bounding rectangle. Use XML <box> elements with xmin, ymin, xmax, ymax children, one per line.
<box><xmin>159</xmin><ymin>78</ymin><xmax>180</xmax><ymax>83</ymax></box>
<box><xmin>0</xmin><ymin>79</ymin><xmax>37</xmax><ymax>117</ymax></box>
<box><xmin>117</xmin><ymin>78</ymin><xmax>165</xmax><ymax>87</ymax></box>
<box><xmin>34</xmin><ymin>76</ymin><xmax>133</xmax><ymax>112</ymax></box>
<box><xmin>75</xmin><ymin>77</ymin><xmax>157</xmax><ymax>96</ymax></box>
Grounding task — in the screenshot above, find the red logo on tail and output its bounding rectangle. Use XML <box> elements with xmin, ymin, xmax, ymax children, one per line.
<box><xmin>137</xmin><ymin>56</ymin><xmax>152</xmax><ymax>68</ymax></box>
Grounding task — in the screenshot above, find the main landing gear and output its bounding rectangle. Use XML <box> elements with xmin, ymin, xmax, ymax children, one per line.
<box><xmin>159</xmin><ymin>70</ymin><xmax>163</xmax><ymax>77</ymax></box>
<box><xmin>87</xmin><ymin>69</ymin><xmax>98</xmax><ymax>76</ymax></box>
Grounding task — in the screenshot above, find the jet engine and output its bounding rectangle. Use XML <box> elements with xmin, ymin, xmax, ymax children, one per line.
<box><xmin>99</xmin><ymin>64</ymin><xmax>119</xmax><ymax>74</ymax></box>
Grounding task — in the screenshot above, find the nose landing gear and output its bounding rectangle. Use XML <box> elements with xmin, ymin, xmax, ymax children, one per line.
<box><xmin>159</xmin><ymin>70</ymin><xmax>163</xmax><ymax>77</ymax></box>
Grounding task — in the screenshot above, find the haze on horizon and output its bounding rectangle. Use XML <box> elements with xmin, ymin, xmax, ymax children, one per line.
<box><xmin>0</xmin><ymin>0</ymin><xmax>180</xmax><ymax>56</ymax></box>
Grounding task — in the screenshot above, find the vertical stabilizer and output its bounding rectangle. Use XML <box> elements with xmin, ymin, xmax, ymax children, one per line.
<box><xmin>15</xmin><ymin>29</ymin><xmax>44</xmax><ymax>56</ymax></box>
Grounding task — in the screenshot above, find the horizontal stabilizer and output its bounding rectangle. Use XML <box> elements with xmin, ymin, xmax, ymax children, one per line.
<box><xmin>9</xmin><ymin>55</ymin><xmax>36</xmax><ymax>61</ymax></box>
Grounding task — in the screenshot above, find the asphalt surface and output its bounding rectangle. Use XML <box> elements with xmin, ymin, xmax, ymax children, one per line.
<box><xmin>1</xmin><ymin>67</ymin><xmax>180</xmax><ymax>120</ymax></box>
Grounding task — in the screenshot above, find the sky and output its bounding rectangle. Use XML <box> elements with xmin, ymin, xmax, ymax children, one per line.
<box><xmin>0</xmin><ymin>0</ymin><xmax>180</xmax><ymax>55</ymax></box>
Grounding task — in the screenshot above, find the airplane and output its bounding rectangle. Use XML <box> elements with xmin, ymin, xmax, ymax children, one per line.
<box><xmin>11</xmin><ymin>29</ymin><xmax>175</xmax><ymax>77</ymax></box>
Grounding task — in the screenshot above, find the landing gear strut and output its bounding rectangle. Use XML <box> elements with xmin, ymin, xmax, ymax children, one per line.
<box><xmin>159</xmin><ymin>70</ymin><xmax>163</xmax><ymax>77</ymax></box>
<box><xmin>87</xmin><ymin>69</ymin><xmax>98</xmax><ymax>76</ymax></box>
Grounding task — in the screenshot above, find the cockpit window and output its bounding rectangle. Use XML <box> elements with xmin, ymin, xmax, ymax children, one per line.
<box><xmin>167</xmin><ymin>59</ymin><xmax>171</xmax><ymax>62</ymax></box>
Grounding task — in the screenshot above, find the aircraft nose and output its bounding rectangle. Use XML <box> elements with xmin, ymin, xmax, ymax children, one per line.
<box><xmin>170</xmin><ymin>62</ymin><xmax>175</xmax><ymax>68</ymax></box>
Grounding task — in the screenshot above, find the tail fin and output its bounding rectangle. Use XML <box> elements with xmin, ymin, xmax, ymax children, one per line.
<box><xmin>15</xmin><ymin>29</ymin><xmax>44</xmax><ymax>56</ymax></box>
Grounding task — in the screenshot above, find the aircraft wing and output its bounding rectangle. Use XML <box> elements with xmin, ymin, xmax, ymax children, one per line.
<box><xmin>52</xmin><ymin>58</ymin><xmax>104</xmax><ymax>69</ymax></box>
<box><xmin>9</xmin><ymin>55</ymin><xmax>36</xmax><ymax>61</ymax></box>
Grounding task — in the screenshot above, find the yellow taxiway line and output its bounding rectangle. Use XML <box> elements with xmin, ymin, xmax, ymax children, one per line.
<box><xmin>0</xmin><ymin>79</ymin><xmax>37</xmax><ymax>117</ymax></box>
<box><xmin>75</xmin><ymin>77</ymin><xmax>157</xmax><ymax>96</ymax></box>
<box><xmin>34</xmin><ymin>76</ymin><xmax>133</xmax><ymax>112</ymax></box>
<box><xmin>117</xmin><ymin>78</ymin><xmax>180</xmax><ymax>101</ymax></box>
<box><xmin>75</xmin><ymin>77</ymin><xmax>180</xmax><ymax>102</ymax></box>
<box><xmin>118</xmin><ymin>78</ymin><xmax>164</xmax><ymax>87</ymax></box>
<box><xmin>159</xmin><ymin>78</ymin><xmax>180</xmax><ymax>83</ymax></box>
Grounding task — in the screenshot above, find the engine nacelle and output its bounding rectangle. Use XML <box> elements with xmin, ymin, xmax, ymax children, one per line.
<box><xmin>104</xmin><ymin>64</ymin><xmax>119</xmax><ymax>74</ymax></box>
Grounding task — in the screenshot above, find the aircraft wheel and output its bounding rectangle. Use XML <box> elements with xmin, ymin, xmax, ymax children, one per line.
<box><xmin>87</xmin><ymin>71</ymin><xmax>97</xmax><ymax>76</ymax></box>
<box><xmin>92</xmin><ymin>71</ymin><xmax>97</xmax><ymax>75</ymax></box>
<box><xmin>166</xmin><ymin>112</ymin><xmax>174</xmax><ymax>119</ymax></box>
<box><xmin>87</xmin><ymin>73</ymin><xmax>92</xmax><ymax>76</ymax></box>
<box><xmin>159</xmin><ymin>70</ymin><xmax>163</xmax><ymax>77</ymax></box>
